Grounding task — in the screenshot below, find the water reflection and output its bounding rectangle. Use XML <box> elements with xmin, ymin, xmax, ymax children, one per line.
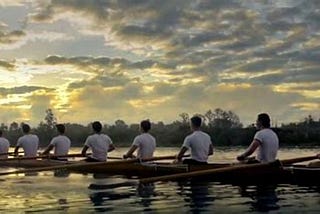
<box><xmin>239</xmin><ymin>184</ymin><xmax>279</xmax><ymax>212</ymax></box>
<box><xmin>137</xmin><ymin>183</ymin><xmax>156</xmax><ymax>212</ymax></box>
<box><xmin>89</xmin><ymin>185</ymin><xmax>134</xmax><ymax>212</ymax></box>
<box><xmin>88</xmin><ymin>177</ymin><xmax>158</xmax><ymax>212</ymax></box>
<box><xmin>53</xmin><ymin>169</ymin><xmax>70</xmax><ymax>177</ymax></box>
<box><xmin>177</xmin><ymin>180</ymin><xmax>213</xmax><ymax>213</ymax></box>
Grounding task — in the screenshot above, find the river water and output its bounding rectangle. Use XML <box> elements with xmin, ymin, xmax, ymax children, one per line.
<box><xmin>0</xmin><ymin>147</ymin><xmax>319</xmax><ymax>213</ymax></box>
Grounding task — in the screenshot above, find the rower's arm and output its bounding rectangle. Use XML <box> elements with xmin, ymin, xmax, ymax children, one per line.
<box><xmin>208</xmin><ymin>144</ymin><xmax>214</xmax><ymax>156</ymax></box>
<box><xmin>42</xmin><ymin>144</ymin><xmax>54</xmax><ymax>155</ymax></box>
<box><xmin>81</xmin><ymin>145</ymin><xmax>89</xmax><ymax>156</ymax></box>
<box><xmin>177</xmin><ymin>146</ymin><xmax>188</xmax><ymax>161</ymax></box>
<box><xmin>237</xmin><ymin>139</ymin><xmax>260</xmax><ymax>160</ymax></box>
<box><xmin>123</xmin><ymin>145</ymin><xmax>137</xmax><ymax>159</ymax></box>
<box><xmin>108</xmin><ymin>144</ymin><xmax>115</xmax><ymax>152</ymax></box>
<box><xmin>13</xmin><ymin>146</ymin><xmax>20</xmax><ymax>156</ymax></box>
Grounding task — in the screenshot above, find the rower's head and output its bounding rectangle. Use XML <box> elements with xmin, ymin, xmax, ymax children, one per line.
<box><xmin>56</xmin><ymin>124</ymin><xmax>65</xmax><ymax>134</ymax></box>
<box><xmin>21</xmin><ymin>124</ymin><xmax>30</xmax><ymax>134</ymax></box>
<box><xmin>140</xmin><ymin>120</ymin><xmax>151</xmax><ymax>132</ymax></box>
<box><xmin>92</xmin><ymin>121</ymin><xmax>102</xmax><ymax>133</ymax></box>
<box><xmin>256</xmin><ymin>113</ymin><xmax>271</xmax><ymax>129</ymax></box>
<box><xmin>190</xmin><ymin>116</ymin><xmax>202</xmax><ymax>131</ymax></box>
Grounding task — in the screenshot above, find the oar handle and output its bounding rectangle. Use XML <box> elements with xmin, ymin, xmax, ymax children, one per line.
<box><xmin>0</xmin><ymin>153</ymin><xmax>88</xmax><ymax>161</ymax></box>
<box><xmin>280</xmin><ymin>155</ymin><xmax>319</xmax><ymax>165</ymax></box>
<box><xmin>0</xmin><ymin>151</ymin><xmax>24</xmax><ymax>156</ymax></box>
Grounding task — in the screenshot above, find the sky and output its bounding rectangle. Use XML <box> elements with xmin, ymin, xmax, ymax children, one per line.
<box><xmin>0</xmin><ymin>0</ymin><xmax>319</xmax><ymax>127</ymax></box>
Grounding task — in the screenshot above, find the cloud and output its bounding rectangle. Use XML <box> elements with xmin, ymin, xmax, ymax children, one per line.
<box><xmin>0</xmin><ymin>60</ymin><xmax>15</xmax><ymax>70</ymax></box>
<box><xmin>0</xmin><ymin>30</ymin><xmax>25</xmax><ymax>44</ymax></box>
<box><xmin>0</xmin><ymin>0</ymin><xmax>26</xmax><ymax>7</ymax></box>
<box><xmin>0</xmin><ymin>86</ymin><xmax>51</xmax><ymax>96</ymax></box>
<box><xmin>0</xmin><ymin>1</ymin><xmax>320</xmax><ymax>125</ymax></box>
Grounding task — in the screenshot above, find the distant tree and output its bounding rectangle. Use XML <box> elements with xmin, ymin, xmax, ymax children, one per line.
<box><xmin>114</xmin><ymin>119</ymin><xmax>128</xmax><ymax>128</ymax></box>
<box><xmin>0</xmin><ymin>123</ymin><xmax>8</xmax><ymax>131</ymax></box>
<box><xmin>44</xmin><ymin>108</ymin><xmax>57</xmax><ymax>129</ymax></box>
<box><xmin>179</xmin><ymin>113</ymin><xmax>189</xmax><ymax>125</ymax></box>
<box><xmin>35</xmin><ymin>109</ymin><xmax>57</xmax><ymax>146</ymax></box>
<box><xmin>9</xmin><ymin>121</ymin><xmax>19</xmax><ymax>131</ymax></box>
<box><xmin>7</xmin><ymin>121</ymin><xmax>20</xmax><ymax>144</ymax></box>
<box><xmin>211</xmin><ymin>108</ymin><xmax>242</xmax><ymax>129</ymax></box>
<box><xmin>205</xmin><ymin>110</ymin><xmax>215</xmax><ymax>127</ymax></box>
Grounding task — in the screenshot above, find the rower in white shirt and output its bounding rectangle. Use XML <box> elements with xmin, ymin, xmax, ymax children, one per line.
<box><xmin>42</xmin><ymin>124</ymin><xmax>71</xmax><ymax>160</ymax></box>
<box><xmin>175</xmin><ymin>116</ymin><xmax>214</xmax><ymax>165</ymax></box>
<box><xmin>81</xmin><ymin>121</ymin><xmax>115</xmax><ymax>162</ymax></box>
<box><xmin>123</xmin><ymin>120</ymin><xmax>156</xmax><ymax>159</ymax></box>
<box><xmin>237</xmin><ymin>113</ymin><xmax>279</xmax><ymax>163</ymax></box>
<box><xmin>0</xmin><ymin>130</ymin><xmax>10</xmax><ymax>159</ymax></box>
<box><xmin>14</xmin><ymin>124</ymin><xmax>39</xmax><ymax>157</ymax></box>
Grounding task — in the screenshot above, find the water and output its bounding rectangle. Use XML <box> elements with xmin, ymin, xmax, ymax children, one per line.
<box><xmin>0</xmin><ymin>147</ymin><xmax>319</xmax><ymax>213</ymax></box>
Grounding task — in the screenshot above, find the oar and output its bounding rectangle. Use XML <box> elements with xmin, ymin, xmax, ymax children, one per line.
<box><xmin>0</xmin><ymin>151</ymin><xmax>24</xmax><ymax>156</ymax></box>
<box><xmin>139</xmin><ymin>155</ymin><xmax>320</xmax><ymax>184</ymax></box>
<box><xmin>0</xmin><ymin>153</ymin><xmax>93</xmax><ymax>161</ymax></box>
<box><xmin>140</xmin><ymin>160</ymin><xmax>280</xmax><ymax>184</ymax></box>
<box><xmin>0</xmin><ymin>155</ymin><xmax>180</xmax><ymax>176</ymax></box>
<box><xmin>281</xmin><ymin>155</ymin><xmax>319</xmax><ymax>165</ymax></box>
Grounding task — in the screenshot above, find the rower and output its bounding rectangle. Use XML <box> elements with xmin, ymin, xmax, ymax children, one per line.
<box><xmin>174</xmin><ymin>116</ymin><xmax>214</xmax><ymax>165</ymax></box>
<box><xmin>14</xmin><ymin>124</ymin><xmax>39</xmax><ymax>157</ymax></box>
<box><xmin>237</xmin><ymin>113</ymin><xmax>279</xmax><ymax>163</ymax></box>
<box><xmin>123</xmin><ymin>120</ymin><xmax>156</xmax><ymax>159</ymax></box>
<box><xmin>0</xmin><ymin>130</ymin><xmax>10</xmax><ymax>159</ymax></box>
<box><xmin>81</xmin><ymin>121</ymin><xmax>115</xmax><ymax>162</ymax></box>
<box><xmin>41</xmin><ymin>124</ymin><xmax>71</xmax><ymax>160</ymax></box>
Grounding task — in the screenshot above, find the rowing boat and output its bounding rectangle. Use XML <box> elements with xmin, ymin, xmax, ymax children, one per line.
<box><xmin>69</xmin><ymin>162</ymin><xmax>231</xmax><ymax>176</ymax></box>
<box><xmin>1</xmin><ymin>158</ymin><xmax>319</xmax><ymax>185</ymax></box>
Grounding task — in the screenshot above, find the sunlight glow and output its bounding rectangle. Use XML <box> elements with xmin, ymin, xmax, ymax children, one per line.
<box><xmin>291</xmin><ymin>102</ymin><xmax>320</xmax><ymax>111</ymax></box>
<box><xmin>128</xmin><ymin>97</ymin><xmax>172</xmax><ymax>108</ymax></box>
<box><xmin>217</xmin><ymin>83</ymin><xmax>252</xmax><ymax>91</ymax></box>
<box><xmin>273</xmin><ymin>83</ymin><xmax>320</xmax><ymax>98</ymax></box>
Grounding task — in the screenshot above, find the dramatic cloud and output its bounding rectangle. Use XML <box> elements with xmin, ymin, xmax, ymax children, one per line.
<box><xmin>0</xmin><ymin>0</ymin><xmax>319</xmax><ymax>125</ymax></box>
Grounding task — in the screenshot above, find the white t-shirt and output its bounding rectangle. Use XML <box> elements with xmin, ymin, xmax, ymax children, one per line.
<box><xmin>182</xmin><ymin>131</ymin><xmax>213</xmax><ymax>162</ymax></box>
<box><xmin>0</xmin><ymin>137</ymin><xmax>10</xmax><ymax>159</ymax></box>
<box><xmin>254</xmin><ymin>128</ymin><xmax>279</xmax><ymax>163</ymax></box>
<box><xmin>50</xmin><ymin>135</ymin><xmax>71</xmax><ymax>156</ymax></box>
<box><xmin>17</xmin><ymin>134</ymin><xmax>39</xmax><ymax>157</ymax></box>
<box><xmin>132</xmin><ymin>133</ymin><xmax>156</xmax><ymax>159</ymax></box>
<box><xmin>85</xmin><ymin>133</ymin><xmax>113</xmax><ymax>161</ymax></box>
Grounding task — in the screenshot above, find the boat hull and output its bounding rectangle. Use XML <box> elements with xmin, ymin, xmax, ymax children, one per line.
<box><xmin>69</xmin><ymin>162</ymin><xmax>232</xmax><ymax>177</ymax></box>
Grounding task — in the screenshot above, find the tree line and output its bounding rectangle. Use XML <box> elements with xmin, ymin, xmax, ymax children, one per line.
<box><xmin>0</xmin><ymin>108</ymin><xmax>319</xmax><ymax>148</ymax></box>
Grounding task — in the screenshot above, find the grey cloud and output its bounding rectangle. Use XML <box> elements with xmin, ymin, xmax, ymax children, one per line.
<box><xmin>237</xmin><ymin>59</ymin><xmax>288</xmax><ymax>73</ymax></box>
<box><xmin>45</xmin><ymin>55</ymin><xmax>130</xmax><ymax>69</ymax></box>
<box><xmin>248</xmin><ymin>67</ymin><xmax>320</xmax><ymax>85</ymax></box>
<box><xmin>0</xmin><ymin>30</ymin><xmax>25</xmax><ymax>44</ymax></box>
<box><xmin>0</xmin><ymin>86</ymin><xmax>52</xmax><ymax>96</ymax></box>
<box><xmin>68</xmin><ymin>75</ymin><xmax>127</xmax><ymax>90</ymax></box>
<box><xmin>196</xmin><ymin>0</ymin><xmax>240</xmax><ymax>10</ymax></box>
<box><xmin>31</xmin><ymin>0</ymin><xmax>112</xmax><ymax>22</ymax></box>
<box><xmin>288</xmin><ymin>84</ymin><xmax>320</xmax><ymax>91</ymax></box>
<box><xmin>0</xmin><ymin>60</ymin><xmax>15</xmax><ymax>70</ymax></box>
<box><xmin>45</xmin><ymin>55</ymin><xmax>67</xmax><ymax>64</ymax></box>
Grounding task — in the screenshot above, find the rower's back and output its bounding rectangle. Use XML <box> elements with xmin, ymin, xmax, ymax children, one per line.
<box><xmin>16</xmin><ymin>124</ymin><xmax>39</xmax><ymax>157</ymax></box>
<box><xmin>0</xmin><ymin>130</ymin><xmax>10</xmax><ymax>159</ymax></box>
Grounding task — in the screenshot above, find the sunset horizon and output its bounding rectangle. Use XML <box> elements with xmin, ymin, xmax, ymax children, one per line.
<box><xmin>1</xmin><ymin>1</ymin><xmax>319</xmax><ymax>127</ymax></box>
